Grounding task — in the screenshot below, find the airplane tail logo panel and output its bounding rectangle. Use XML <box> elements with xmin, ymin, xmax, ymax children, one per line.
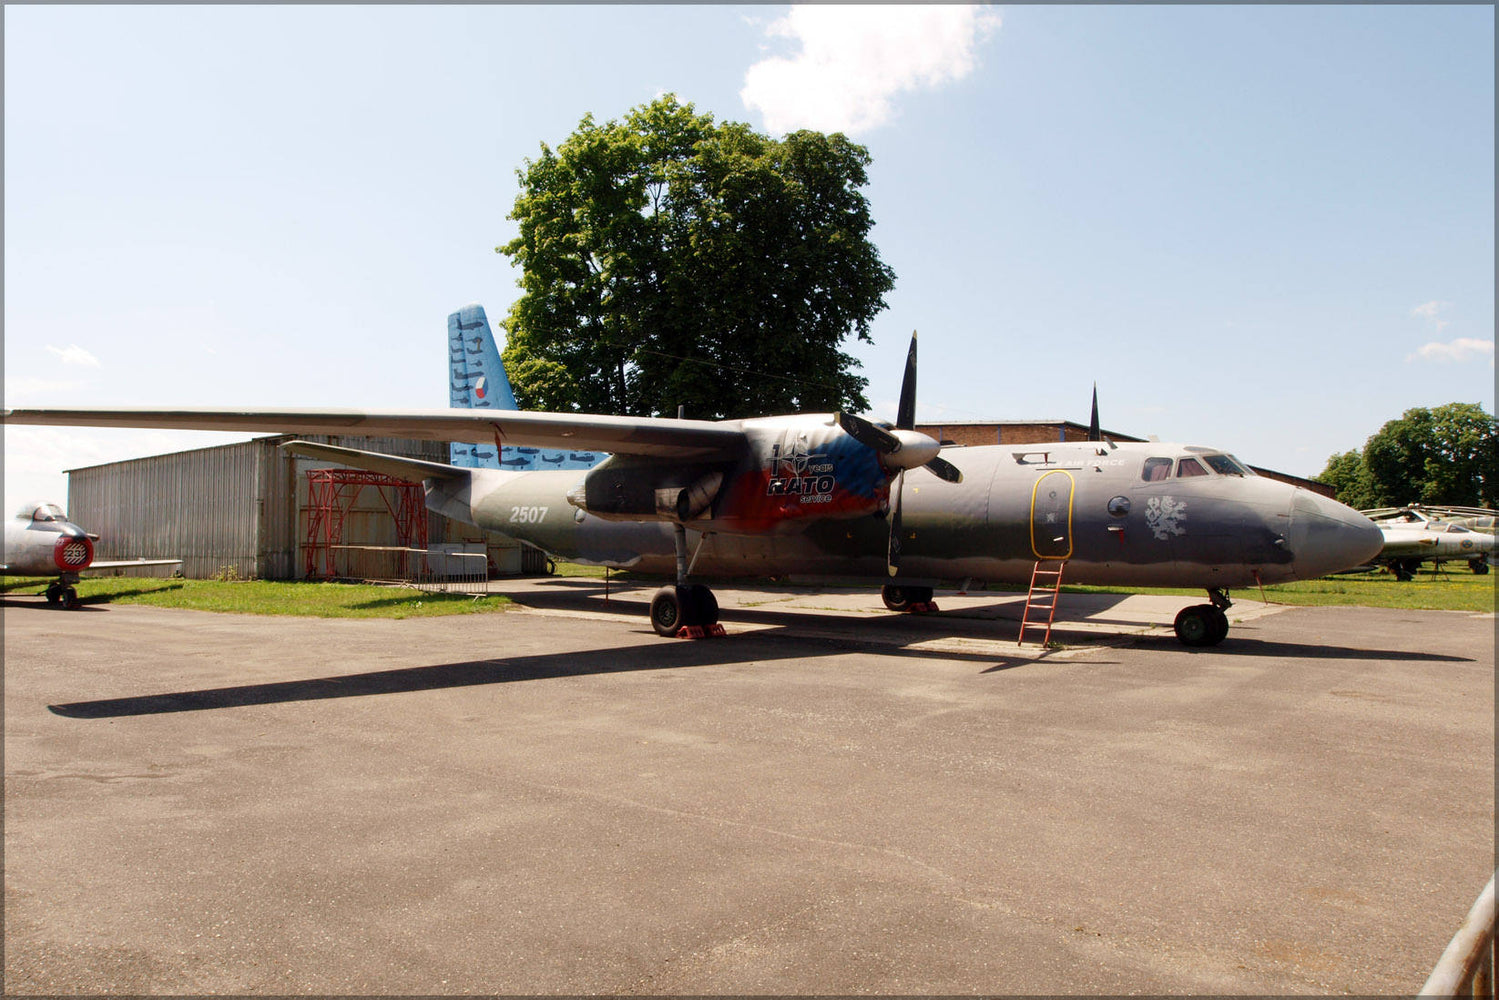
<box><xmin>445</xmin><ymin>304</ymin><xmax>604</xmax><ymax>471</ymax></box>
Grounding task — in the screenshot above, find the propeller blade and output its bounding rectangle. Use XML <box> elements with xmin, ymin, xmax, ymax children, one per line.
<box><xmin>924</xmin><ymin>455</ymin><xmax>963</xmax><ymax>484</ymax></box>
<box><xmin>896</xmin><ymin>332</ymin><xmax>918</xmax><ymax>431</ymax></box>
<box><xmin>887</xmin><ymin>470</ymin><xmax>904</xmax><ymax>576</ymax></box>
<box><xmin>837</xmin><ymin>411</ymin><xmax>900</xmax><ymax>454</ymax></box>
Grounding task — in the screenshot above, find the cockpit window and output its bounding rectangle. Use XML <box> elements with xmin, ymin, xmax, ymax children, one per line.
<box><xmin>30</xmin><ymin>504</ymin><xmax>66</xmax><ymax>523</ymax></box>
<box><xmin>1142</xmin><ymin>457</ymin><xmax>1172</xmax><ymax>482</ymax></box>
<box><xmin>1203</xmin><ymin>454</ymin><xmax>1247</xmax><ymax>476</ymax></box>
<box><xmin>1176</xmin><ymin>458</ymin><xmax>1208</xmax><ymax>477</ymax></box>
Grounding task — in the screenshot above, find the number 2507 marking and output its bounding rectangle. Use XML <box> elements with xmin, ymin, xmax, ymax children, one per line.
<box><xmin>509</xmin><ymin>506</ymin><xmax>549</xmax><ymax>524</ymax></box>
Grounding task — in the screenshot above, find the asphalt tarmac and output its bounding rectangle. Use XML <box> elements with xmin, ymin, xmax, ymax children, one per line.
<box><xmin>4</xmin><ymin>579</ymin><xmax>1494</xmax><ymax>994</ymax></box>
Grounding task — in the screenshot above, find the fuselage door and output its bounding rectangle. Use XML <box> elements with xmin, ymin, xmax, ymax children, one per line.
<box><xmin>1030</xmin><ymin>470</ymin><xmax>1075</xmax><ymax>559</ymax></box>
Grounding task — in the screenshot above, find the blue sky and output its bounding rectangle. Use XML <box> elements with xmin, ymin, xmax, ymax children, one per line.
<box><xmin>5</xmin><ymin>5</ymin><xmax>1494</xmax><ymax>515</ymax></box>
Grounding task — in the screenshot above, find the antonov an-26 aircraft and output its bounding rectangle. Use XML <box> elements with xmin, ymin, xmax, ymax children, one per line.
<box><xmin>1</xmin><ymin>336</ymin><xmax>1382</xmax><ymax>645</ymax></box>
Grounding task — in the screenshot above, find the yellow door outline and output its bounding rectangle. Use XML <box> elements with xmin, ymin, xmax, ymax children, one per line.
<box><xmin>1030</xmin><ymin>470</ymin><xmax>1075</xmax><ymax>559</ymax></box>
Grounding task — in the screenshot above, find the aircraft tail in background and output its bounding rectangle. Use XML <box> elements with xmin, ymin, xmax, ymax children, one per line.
<box><xmin>445</xmin><ymin>304</ymin><xmax>604</xmax><ymax>471</ymax></box>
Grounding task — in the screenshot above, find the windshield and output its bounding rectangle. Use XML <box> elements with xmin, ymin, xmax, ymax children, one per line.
<box><xmin>29</xmin><ymin>504</ymin><xmax>66</xmax><ymax>523</ymax></box>
<box><xmin>1203</xmin><ymin>454</ymin><xmax>1249</xmax><ymax>476</ymax></box>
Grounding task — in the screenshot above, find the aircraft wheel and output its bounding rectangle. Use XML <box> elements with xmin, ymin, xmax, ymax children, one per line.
<box><xmin>649</xmin><ymin>586</ymin><xmax>685</xmax><ymax>637</ymax></box>
<box><xmin>685</xmin><ymin>584</ymin><xmax>719</xmax><ymax>625</ymax></box>
<box><xmin>1470</xmin><ymin>558</ymin><xmax>1490</xmax><ymax>575</ymax></box>
<box><xmin>1393</xmin><ymin>558</ymin><xmax>1420</xmax><ymax>581</ymax></box>
<box><xmin>1206</xmin><ymin>606</ymin><xmax>1229</xmax><ymax>644</ymax></box>
<box><xmin>62</xmin><ymin>587</ymin><xmax>81</xmax><ymax>610</ymax></box>
<box><xmin>881</xmin><ymin>585</ymin><xmax>933</xmax><ymax>612</ymax></box>
<box><xmin>1174</xmin><ymin>605</ymin><xmax>1224</xmax><ymax>647</ymax></box>
<box><xmin>44</xmin><ymin>584</ymin><xmax>62</xmax><ymax>605</ymax></box>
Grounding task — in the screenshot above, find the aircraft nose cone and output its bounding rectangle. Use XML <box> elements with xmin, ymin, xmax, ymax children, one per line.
<box><xmin>1287</xmin><ymin>490</ymin><xmax>1383</xmax><ymax>579</ymax></box>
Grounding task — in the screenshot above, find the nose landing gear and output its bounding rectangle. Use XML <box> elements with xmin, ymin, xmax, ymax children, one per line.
<box><xmin>1174</xmin><ymin>588</ymin><xmax>1231</xmax><ymax>647</ymax></box>
<box><xmin>44</xmin><ymin>576</ymin><xmax>82</xmax><ymax>610</ymax></box>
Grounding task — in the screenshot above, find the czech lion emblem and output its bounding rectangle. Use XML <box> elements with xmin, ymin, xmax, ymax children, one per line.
<box><xmin>1145</xmin><ymin>496</ymin><xmax>1187</xmax><ymax>540</ymax></box>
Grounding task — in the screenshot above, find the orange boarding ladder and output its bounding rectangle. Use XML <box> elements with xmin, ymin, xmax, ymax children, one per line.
<box><xmin>1018</xmin><ymin>559</ymin><xmax>1067</xmax><ymax>646</ymax></box>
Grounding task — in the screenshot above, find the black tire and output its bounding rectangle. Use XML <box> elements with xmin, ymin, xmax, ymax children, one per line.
<box><xmin>44</xmin><ymin>585</ymin><xmax>62</xmax><ymax>606</ymax></box>
<box><xmin>649</xmin><ymin>586</ymin><xmax>684</xmax><ymax>637</ymax></box>
<box><xmin>1392</xmin><ymin>560</ymin><xmax>1416</xmax><ymax>582</ymax></box>
<box><xmin>1471</xmin><ymin>558</ymin><xmax>1490</xmax><ymax>576</ymax></box>
<box><xmin>1206</xmin><ymin>606</ymin><xmax>1229</xmax><ymax>645</ymax></box>
<box><xmin>882</xmin><ymin>585</ymin><xmax>914</xmax><ymax>612</ymax></box>
<box><xmin>1174</xmin><ymin>605</ymin><xmax>1217</xmax><ymax>647</ymax></box>
<box><xmin>62</xmin><ymin>587</ymin><xmax>81</xmax><ymax>610</ymax></box>
<box><xmin>683</xmin><ymin>584</ymin><xmax>718</xmax><ymax>625</ymax></box>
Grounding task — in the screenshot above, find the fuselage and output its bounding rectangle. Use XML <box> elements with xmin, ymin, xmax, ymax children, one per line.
<box><xmin>1376</xmin><ymin>520</ymin><xmax>1496</xmax><ymax>563</ymax></box>
<box><xmin>2</xmin><ymin>504</ymin><xmax>95</xmax><ymax>576</ymax></box>
<box><xmin>424</xmin><ymin>431</ymin><xmax>1382</xmax><ymax>591</ymax></box>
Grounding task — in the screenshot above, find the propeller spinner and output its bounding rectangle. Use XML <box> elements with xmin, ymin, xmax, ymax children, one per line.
<box><xmin>835</xmin><ymin>332</ymin><xmax>961</xmax><ymax>576</ymax></box>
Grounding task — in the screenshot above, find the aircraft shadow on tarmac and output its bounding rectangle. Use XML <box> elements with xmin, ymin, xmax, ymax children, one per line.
<box><xmin>47</xmin><ymin>629</ymin><xmax>1039</xmax><ymax>720</ymax></box>
<box><xmin>510</xmin><ymin>579</ymin><xmax>1475</xmax><ymax>664</ymax></box>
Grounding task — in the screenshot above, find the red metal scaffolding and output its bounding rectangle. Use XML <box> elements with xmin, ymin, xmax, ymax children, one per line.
<box><xmin>303</xmin><ymin>469</ymin><xmax>428</xmax><ymax>580</ymax></box>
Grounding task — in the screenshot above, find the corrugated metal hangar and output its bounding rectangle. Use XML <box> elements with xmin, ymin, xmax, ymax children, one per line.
<box><xmin>65</xmin><ymin>434</ymin><xmax>537</xmax><ymax>581</ymax></box>
<box><xmin>64</xmin><ymin>420</ymin><xmax>1331</xmax><ymax>580</ymax></box>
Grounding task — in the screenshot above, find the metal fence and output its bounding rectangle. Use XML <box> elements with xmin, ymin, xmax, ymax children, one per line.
<box><xmin>324</xmin><ymin>545</ymin><xmax>489</xmax><ymax>596</ymax></box>
<box><xmin>1421</xmin><ymin>873</ymin><xmax>1496</xmax><ymax>997</ymax></box>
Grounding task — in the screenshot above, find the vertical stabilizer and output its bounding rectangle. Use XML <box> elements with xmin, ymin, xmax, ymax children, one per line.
<box><xmin>446</xmin><ymin>304</ymin><xmax>515</xmax><ymax>468</ymax></box>
<box><xmin>1087</xmin><ymin>384</ymin><xmax>1101</xmax><ymax>442</ymax></box>
<box><xmin>445</xmin><ymin>304</ymin><xmax>605</xmax><ymax>471</ymax></box>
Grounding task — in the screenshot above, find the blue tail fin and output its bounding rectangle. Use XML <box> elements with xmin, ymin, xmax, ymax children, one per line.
<box><xmin>445</xmin><ymin>304</ymin><xmax>605</xmax><ymax>471</ymax></box>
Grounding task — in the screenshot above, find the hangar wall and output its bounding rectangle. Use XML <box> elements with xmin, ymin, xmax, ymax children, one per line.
<box><xmin>65</xmin><ymin>435</ymin><xmax>529</xmax><ymax>580</ymax></box>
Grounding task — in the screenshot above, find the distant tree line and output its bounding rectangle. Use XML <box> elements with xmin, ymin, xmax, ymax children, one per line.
<box><xmin>1316</xmin><ymin>402</ymin><xmax>1496</xmax><ymax>510</ymax></box>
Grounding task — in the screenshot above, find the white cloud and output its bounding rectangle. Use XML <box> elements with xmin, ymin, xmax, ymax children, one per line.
<box><xmin>741</xmin><ymin>4</ymin><xmax>1002</xmax><ymax>135</ymax></box>
<box><xmin>1405</xmin><ymin>338</ymin><xmax>1495</xmax><ymax>364</ymax></box>
<box><xmin>45</xmin><ymin>344</ymin><xmax>102</xmax><ymax>367</ymax></box>
<box><xmin>1410</xmin><ymin>300</ymin><xmax>1452</xmax><ymax>333</ymax></box>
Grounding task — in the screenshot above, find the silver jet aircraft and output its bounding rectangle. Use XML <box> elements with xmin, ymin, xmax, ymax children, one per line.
<box><xmin>2</xmin><ymin>337</ymin><xmax>1382</xmax><ymax>644</ymax></box>
<box><xmin>2</xmin><ymin>502</ymin><xmax>181</xmax><ymax>607</ymax></box>
<box><xmin>1361</xmin><ymin>505</ymin><xmax>1496</xmax><ymax>579</ymax></box>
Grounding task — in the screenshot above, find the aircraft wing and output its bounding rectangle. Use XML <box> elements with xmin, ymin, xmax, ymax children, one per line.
<box><xmin>1</xmin><ymin>407</ymin><xmax>747</xmax><ymax>461</ymax></box>
<box><xmin>279</xmin><ymin>440</ymin><xmax>472</xmax><ymax>482</ymax></box>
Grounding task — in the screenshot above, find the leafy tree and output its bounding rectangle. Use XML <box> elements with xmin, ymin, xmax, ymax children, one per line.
<box><xmin>1317</xmin><ymin>403</ymin><xmax>1497</xmax><ymax>508</ymax></box>
<box><xmin>498</xmin><ymin>95</ymin><xmax>895</xmax><ymax>419</ymax></box>
<box><xmin>1315</xmin><ymin>449</ymin><xmax>1378</xmax><ymax>510</ymax></box>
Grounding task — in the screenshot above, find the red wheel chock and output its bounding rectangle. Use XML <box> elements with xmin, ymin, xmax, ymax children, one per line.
<box><xmin>676</xmin><ymin>624</ymin><xmax>727</xmax><ymax>639</ymax></box>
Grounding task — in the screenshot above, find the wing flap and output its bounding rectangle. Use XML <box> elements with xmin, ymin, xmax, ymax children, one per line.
<box><xmin>2</xmin><ymin>407</ymin><xmax>746</xmax><ymax>460</ymax></box>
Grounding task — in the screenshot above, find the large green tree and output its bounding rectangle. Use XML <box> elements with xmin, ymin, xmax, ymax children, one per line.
<box><xmin>497</xmin><ymin>95</ymin><xmax>895</xmax><ymax>419</ymax></box>
<box><xmin>1316</xmin><ymin>402</ymin><xmax>1497</xmax><ymax>508</ymax></box>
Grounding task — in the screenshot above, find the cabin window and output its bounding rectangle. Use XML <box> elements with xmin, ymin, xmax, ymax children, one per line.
<box><xmin>1203</xmin><ymin>454</ymin><xmax>1247</xmax><ymax>476</ymax></box>
<box><xmin>1176</xmin><ymin>458</ymin><xmax>1208</xmax><ymax>477</ymax></box>
<box><xmin>31</xmin><ymin>504</ymin><xmax>65</xmax><ymax>523</ymax></box>
<box><xmin>1142</xmin><ymin>457</ymin><xmax>1172</xmax><ymax>482</ymax></box>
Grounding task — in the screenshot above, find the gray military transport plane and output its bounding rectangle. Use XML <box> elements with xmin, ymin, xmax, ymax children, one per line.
<box><xmin>1</xmin><ymin>336</ymin><xmax>1382</xmax><ymax>644</ymax></box>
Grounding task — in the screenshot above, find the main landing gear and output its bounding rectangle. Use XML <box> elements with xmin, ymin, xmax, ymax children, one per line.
<box><xmin>649</xmin><ymin>583</ymin><xmax>720</xmax><ymax>638</ymax></box>
<box><xmin>881</xmin><ymin>584</ymin><xmax>936</xmax><ymax>613</ymax></box>
<box><xmin>650</xmin><ymin>524</ymin><xmax>724</xmax><ymax>638</ymax></box>
<box><xmin>1173</xmin><ymin>588</ymin><xmax>1231</xmax><ymax>647</ymax></box>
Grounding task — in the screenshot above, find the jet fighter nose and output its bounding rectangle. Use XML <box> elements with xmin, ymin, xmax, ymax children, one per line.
<box><xmin>1286</xmin><ymin>490</ymin><xmax>1383</xmax><ymax>579</ymax></box>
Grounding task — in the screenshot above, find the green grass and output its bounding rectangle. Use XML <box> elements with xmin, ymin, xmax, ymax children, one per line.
<box><xmin>6</xmin><ymin>564</ymin><xmax>1492</xmax><ymax>618</ymax></box>
<box><xmin>1053</xmin><ymin>568</ymin><xmax>1495</xmax><ymax>614</ymax></box>
<box><xmin>1</xmin><ymin>576</ymin><xmax>511</xmax><ymax>619</ymax></box>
